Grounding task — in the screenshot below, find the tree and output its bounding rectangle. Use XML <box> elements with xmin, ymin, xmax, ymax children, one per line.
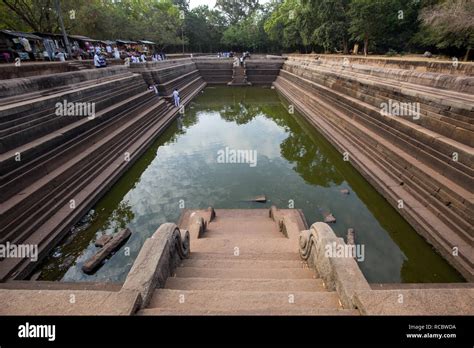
<box><xmin>303</xmin><ymin>0</ymin><xmax>350</xmax><ymax>54</ymax></box>
<box><xmin>215</xmin><ymin>0</ymin><xmax>260</xmax><ymax>25</ymax></box>
<box><xmin>1</xmin><ymin>0</ymin><xmax>78</xmax><ymax>32</ymax></box>
<box><xmin>185</xmin><ymin>5</ymin><xmax>226</xmax><ymax>52</ymax></box>
<box><xmin>264</xmin><ymin>0</ymin><xmax>305</xmax><ymax>51</ymax></box>
<box><xmin>419</xmin><ymin>0</ymin><xmax>474</xmax><ymax>60</ymax></box>
<box><xmin>349</xmin><ymin>0</ymin><xmax>396</xmax><ymax>55</ymax></box>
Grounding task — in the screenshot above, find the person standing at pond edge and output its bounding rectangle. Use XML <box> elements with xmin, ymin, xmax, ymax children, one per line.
<box><xmin>173</xmin><ymin>89</ymin><xmax>180</xmax><ymax>107</ymax></box>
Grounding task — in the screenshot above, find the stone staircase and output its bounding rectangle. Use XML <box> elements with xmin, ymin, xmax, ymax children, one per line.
<box><xmin>0</xmin><ymin>208</ymin><xmax>471</xmax><ymax>316</ymax></box>
<box><xmin>68</xmin><ymin>60</ymin><xmax>92</xmax><ymax>71</ymax></box>
<box><xmin>138</xmin><ymin>209</ymin><xmax>357</xmax><ymax>315</ymax></box>
<box><xmin>194</xmin><ymin>58</ymin><xmax>233</xmax><ymax>85</ymax></box>
<box><xmin>228</xmin><ymin>65</ymin><xmax>252</xmax><ymax>86</ymax></box>
<box><xmin>245</xmin><ymin>57</ymin><xmax>285</xmax><ymax>85</ymax></box>
<box><xmin>129</xmin><ymin>59</ymin><xmax>207</xmax><ymax>105</ymax></box>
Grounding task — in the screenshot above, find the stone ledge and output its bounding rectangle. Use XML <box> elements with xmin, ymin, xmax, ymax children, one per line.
<box><xmin>121</xmin><ymin>223</ymin><xmax>189</xmax><ymax>308</ymax></box>
<box><xmin>299</xmin><ymin>222</ymin><xmax>371</xmax><ymax>309</ymax></box>
<box><xmin>354</xmin><ymin>288</ymin><xmax>474</xmax><ymax>315</ymax></box>
<box><xmin>0</xmin><ymin>289</ymin><xmax>141</xmax><ymax>315</ymax></box>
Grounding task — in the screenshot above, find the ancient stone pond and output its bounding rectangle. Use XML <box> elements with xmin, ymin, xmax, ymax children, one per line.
<box><xmin>37</xmin><ymin>86</ymin><xmax>464</xmax><ymax>284</ymax></box>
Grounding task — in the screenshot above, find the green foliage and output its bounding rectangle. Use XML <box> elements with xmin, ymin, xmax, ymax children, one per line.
<box><xmin>184</xmin><ymin>5</ymin><xmax>226</xmax><ymax>52</ymax></box>
<box><xmin>0</xmin><ymin>0</ymin><xmax>472</xmax><ymax>56</ymax></box>
<box><xmin>417</xmin><ymin>0</ymin><xmax>473</xmax><ymax>55</ymax></box>
<box><xmin>264</xmin><ymin>0</ymin><xmax>305</xmax><ymax>51</ymax></box>
<box><xmin>1</xmin><ymin>0</ymin><xmax>183</xmax><ymax>49</ymax></box>
<box><xmin>215</xmin><ymin>0</ymin><xmax>260</xmax><ymax>25</ymax></box>
<box><xmin>306</xmin><ymin>0</ymin><xmax>351</xmax><ymax>53</ymax></box>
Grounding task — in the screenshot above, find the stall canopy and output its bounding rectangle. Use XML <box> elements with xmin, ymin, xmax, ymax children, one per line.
<box><xmin>69</xmin><ymin>35</ymin><xmax>100</xmax><ymax>43</ymax></box>
<box><xmin>116</xmin><ymin>39</ymin><xmax>138</xmax><ymax>45</ymax></box>
<box><xmin>0</xmin><ymin>30</ymin><xmax>42</xmax><ymax>41</ymax></box>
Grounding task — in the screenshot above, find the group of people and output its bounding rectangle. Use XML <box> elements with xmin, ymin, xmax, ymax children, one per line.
<box><xmin>129</xmin><ymin>51</ymin><xmax>166</xmax><ymax>63</ymax></box>
<box><xmin>217</xmin><ymin>51</ymin><xmax>234</xmax><ymax>58</ymax></box>
<box><xmin>94</xmin><ymin>47</ymin><xmax>177</xmax><ymax>108</ymax></box>
<box><xmin>94</xmin><ymin>49</ymin><xmax>168</xmax><ymax>67</ymax></box>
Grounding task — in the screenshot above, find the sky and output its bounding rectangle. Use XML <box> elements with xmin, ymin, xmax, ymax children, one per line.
<box><xmin>189</xmin><ymin>0</ymin><xmax>217</xmax><ymax>8</ymax></box>
<box><xmin>189</xmin><ymin>0</ymin><xmax>270</xmax><ymax>9</ymax></box>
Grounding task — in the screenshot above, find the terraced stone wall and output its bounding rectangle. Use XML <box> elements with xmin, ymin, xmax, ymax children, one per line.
<box><xmin>0</xmin><ymin>64</ymin><xmax>195</xmax><ymax>281</ymax></box>
<box><xmin>274</xmin><ymin>55</ymin><xmax>473</xmax><ymax>280</ymax></box>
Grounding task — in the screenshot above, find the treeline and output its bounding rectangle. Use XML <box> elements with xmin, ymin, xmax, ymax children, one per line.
<box><xmin>0</xmin><ymin>0</ymin><xmax>472</xmax><ymax>59</ymax></box>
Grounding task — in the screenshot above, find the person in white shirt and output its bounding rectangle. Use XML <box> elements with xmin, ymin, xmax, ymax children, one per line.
<box><xmin>94</xmin><ymin>52</ymin><xmax>101</xmax><ymax>67</ymax></box>
<box><xmin>140</xmin><ymin>53</ymin><xmax>146</xmax><ymax>62</ymax></box>
<box><xmin>113</xmin><ymin>47</ymin><xmax>120</xmax><ymax>60</ymax></box>
<box><xmin>172</xmin><ymin>89</ymin><xmax>180</xmax><ymax>107</ymax></box>
<box><xmin>56</xmin><ymin>51</ymin><xmax>66</xmax><ymax>61</ymax></box>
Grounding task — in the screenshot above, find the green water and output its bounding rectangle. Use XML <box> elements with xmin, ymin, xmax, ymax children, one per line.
<box><xmin>38</xmin><ymin>87</ymin><xmax>464</xmax><ymax>283</ymax></box>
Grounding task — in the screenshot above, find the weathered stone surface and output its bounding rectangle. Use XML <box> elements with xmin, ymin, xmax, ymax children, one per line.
<box><xmin>346</xmin><ymin>228</ymin><xmax>355</xmax><ymax>245</ymax></box>
<box><xmin>122</xmin><ymin>223</ymin><xmax>189</xmax><ymax>308</ymax></box>
<box><xmin>0</xmin><ymin>56</ymin><xmax>206</xmax><ymax>282</ymax></box>
<box><xmin>354</xmin><ymin>288</ymin><xmax>474</xmax><ymax>315</ymax></box>
<box><xmin>274</xmin><ymin>56</ymin><xmax>474</xmax><ymax>281</ymax></box>
<box><xmin>324</xmin><ymin>213</ymin><xmax>336</xmax><ymax>223</ymax></box>
<box><xmin>0</xmin><ymin>289</ymin><xmax>141</xmax><ymax>315</ymax></box>
<box><xmin>300</xmin><ymin>222</ymin><xmax>371</xmax><ymax>309</ymax></box>
<box><xmin>137</xmin><ymin>208</ymin><xmax>359</xmax><ymax>316</ymax></box>
<box><xmin>82</xmin><ymin>228</ymin><xmax>131</xmax><ymax>274</ymax></box>
<box><xmin>94</xmin><ymin>234</ymin><xmax>113</xmax><ymax>247</ymax></box>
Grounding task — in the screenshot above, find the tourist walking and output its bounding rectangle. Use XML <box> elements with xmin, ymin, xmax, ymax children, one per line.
<box><xmin>172</xmin><ymin>89</ymin><xmax>180</xmax><ymax>107</ymax></box>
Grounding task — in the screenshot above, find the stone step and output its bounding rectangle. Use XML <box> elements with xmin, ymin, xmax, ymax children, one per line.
<box><xmin>0</xmin><ymin>73</ymin><xmax>140</xmax><ymax>128</ymax></box>
<box><xmin>164</xmin><ymin>277</ymin><xmax>325</xmax><ymax>292</ymax></box>
<box><xmin>139</xmin><ymin>307</ymin><xmax>358</xmax><ymax>316</ymax></box>
<box><xmin>280</xmin><ymin>69</ymin><xmax>474</xmax><ymax>168</ymax></box>
<box><xmin>191</xmin><ymin>238</ymin><xmax>297</xmax><ymax>253</ymax></box>
<box><xmin>179</xmin><ymin>259</ymin><xmax>307</xmax><ymax>269</ymax></box>
<box><xmin>188</xmin><ymin>251</ymin><xmax>302</xmax><ymax>261</ymax></box>
<box><xmin>284</xmin><ymin>60</ymin><xmax>473</xmax><ymax>122</ymax></box>
<box><xmin>0</xmin><ymin>280</ymin><xmax>122</xmax><ymax>291</ymax></box>
<box><xmin>0</xmin><ymin>288</ymin><xmax>139</xmax><ymax>315</ymax></box>
<box><xmin>159</xmin><ymin>70</ymin><xmax>201</xmax><ymax>96</ymax></box>
<box><xmin>0</xmin><ymin>81</ymin><xmax>147</xmax><ymax>153</ymax></box>
<box><xmin>147</xmin><ymin>289</ymin><xmax>341</xmax><ymax>311</ymax></box>
<box><xmin>205</xmin><ymin>217</ymin><xmax>283</xmax><ymax>239</ymax></box>
<box><xmin>1</xmin><ymin>91</ymin><xmax>157</xmax><ymax>218</ymax></box>
<box><xmin>1</xmin><ymin>87</ymin><xmax>153</xmax><ymax>180</ymax></box>
<box><xmin>0</xmin><ymin>66</ymin><xmax>132</xmax><ymax>102</ymax></box>
<box><xmin>174</xmin><ymin>267</ymin><xmax>317</xmax><ymax>279</ymax></box>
